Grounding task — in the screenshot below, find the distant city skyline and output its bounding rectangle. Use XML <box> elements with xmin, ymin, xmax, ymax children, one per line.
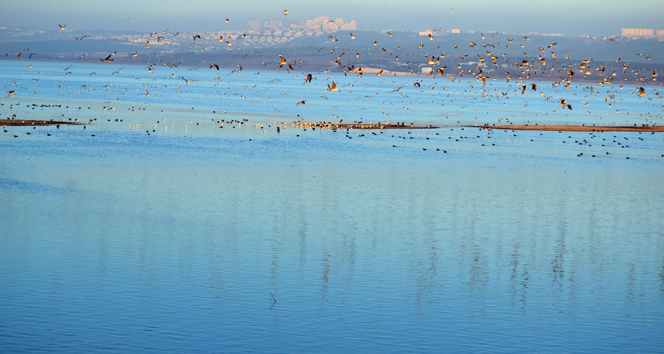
<box><xmin>250</xmin><ymin>16</ymin><xmax>357</xmax><ymax>32</ymax></box>
<box><xmin>1</xmin><ymin>0</ymin><xmax>663</xmax><ymax>36</ymax></box>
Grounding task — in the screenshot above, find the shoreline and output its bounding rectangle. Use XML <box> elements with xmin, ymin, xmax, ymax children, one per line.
<box><xmin>470</xmin><ymin>125</ymin><xmax>664</xmax><ymax>133</ymax></box>
<box><xmin>296</xmin><ymin>122</ymin><xmax>436</xmax><ymax>130</ymax></box>
<box><xmin>0</xmin><ymin>118</ymin><xmax>436</xmax><ymax>130</ymax></box>
<box><xmin>1</xmin><ymin>119</ymin><xmax>80</xmax><ymax>126</ymax></box>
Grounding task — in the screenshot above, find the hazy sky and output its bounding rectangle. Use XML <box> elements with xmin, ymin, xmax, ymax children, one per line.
<box><xmin>1</xmin><ymin>0</ymin><xmax>663</xmax><ymax>36</ymax></box>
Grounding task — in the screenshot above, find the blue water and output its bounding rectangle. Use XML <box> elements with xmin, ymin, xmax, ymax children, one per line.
<box><xmin>1</xmin><ymin>60</ymin><xmax>664</xmax><ymax>353</ymax></box>
<box><xmin>2</xmin><ymin>60</ymin><xmax>661</xmax><ymax>127</ymax></box>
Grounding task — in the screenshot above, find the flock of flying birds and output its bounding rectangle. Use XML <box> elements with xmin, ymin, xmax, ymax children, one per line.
<box><xmin>2</xmin><ymin>10</ymin><xmax>663</xmax><ymax>158</ymax></box>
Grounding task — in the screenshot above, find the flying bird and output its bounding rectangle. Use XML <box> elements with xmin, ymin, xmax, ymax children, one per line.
<box><xmin>327</xmin><ymin>82</ymin><xmax>339</xmax><ymax>91</ymax></box>
<box><xmin>58</xmin><ymin>24</ymin><xmax>66</xmax><ymax>30</ymax></box>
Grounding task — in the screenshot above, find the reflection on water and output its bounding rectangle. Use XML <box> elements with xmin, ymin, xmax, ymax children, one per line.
<box><xmin>1</xmin><ymin>125</ymin><xmax>662</xmax><ymax>353</ymax></box>
<box><xmin>1</xmin><ymin>61</ymin><xmax>664</xmax><ymax>352</ymax></box>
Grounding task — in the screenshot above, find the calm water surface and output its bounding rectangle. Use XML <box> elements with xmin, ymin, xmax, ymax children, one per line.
<box><xmin>1</xmin><ymin>61</ymin><xmax>664</xmax><ymax>353</ymax></box>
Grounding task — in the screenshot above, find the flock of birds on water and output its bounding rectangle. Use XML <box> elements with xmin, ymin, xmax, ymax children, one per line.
<box><xmin>1</xmin><ymin>9</ymin><xmax>663</xmax><ymax>159</ymax></box>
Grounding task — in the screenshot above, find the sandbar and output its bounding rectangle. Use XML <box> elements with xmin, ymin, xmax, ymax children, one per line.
<box><xmin>472</xmin><ymin>125</ymin><xmax>664</xmax><ymax>133</ymax></box>
<box><xmin>1</xmin><ymin>119</ymin><xmax>81</xmax><ymax>126</ymax></box>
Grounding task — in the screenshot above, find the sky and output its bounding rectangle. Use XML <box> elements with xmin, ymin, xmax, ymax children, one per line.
<box><xmin>1</xmin><ymin>0</ymin><xmax>663</xmax><ymax>36</ymax></box>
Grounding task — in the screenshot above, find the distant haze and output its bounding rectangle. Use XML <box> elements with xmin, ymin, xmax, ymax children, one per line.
<box><xmin>1</xmin><ymin>0</ymin><xmax>662</xmax><ymax>36</ymax></box>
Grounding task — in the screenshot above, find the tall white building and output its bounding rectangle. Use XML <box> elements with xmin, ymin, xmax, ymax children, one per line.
<box><xmin>264</xmin><ymin>19</ymin><xmax>282</xmax><ymax>30</ymax></box>
<box><xmin>340</xmin><ymin>21</ymin><xmax>356</xmax><ymax>31</ymax></box>
<box><xmin>621</xmin><ymin>28</ymin><xmax>654</xmax><ymax>38</ymax></box>
<box><xmin>322</xmin><ymin>21</ymin><xmax>339</xmax><ymax>31</ymax></box>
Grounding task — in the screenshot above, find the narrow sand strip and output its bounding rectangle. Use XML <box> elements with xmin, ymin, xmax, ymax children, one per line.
<box><xmin>1</xmin><ymin>119</ymin><xmax>80</xmax><ymax>126</ymax></box>
<box><xmin>472</xmin><ymin>125</ymin><xmax>664</xmax><ymax>133</ymax></box>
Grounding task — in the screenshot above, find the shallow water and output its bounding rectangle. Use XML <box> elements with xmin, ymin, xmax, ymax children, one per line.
<box><xmin>1</xmin><ymin>61</ymin><xmax>664</xmax><ymax>353</ymax></box>
<box><xmin>2</xmin><ymin>60</ymin><xmax>662</xmax><ymax>127</ymax></box>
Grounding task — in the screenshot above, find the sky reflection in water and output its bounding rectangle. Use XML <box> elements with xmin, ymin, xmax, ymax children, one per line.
<box><xmin>1</xmin><ymin>62</ymin><xmax>663</xmax><ymax>353</ymax></box>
